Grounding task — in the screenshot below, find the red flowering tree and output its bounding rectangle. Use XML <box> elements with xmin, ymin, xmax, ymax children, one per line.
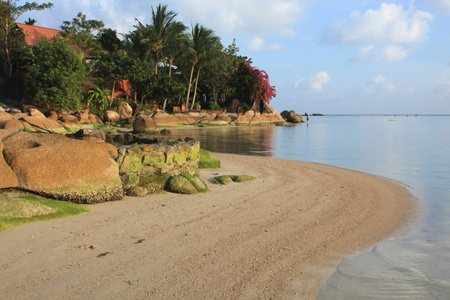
<box><xmin>229</xmin><ymin>61</ymin><xmax>276</xmax><ymax>112</ymax></box>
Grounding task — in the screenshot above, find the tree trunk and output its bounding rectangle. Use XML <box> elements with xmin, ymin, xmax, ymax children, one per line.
<box><xmin>162</xmin><ymin>98</ymin><xmax>168</xmax><ymax>111</ymax></box>
<box><xmin>185</xmin><ymin>62</ymin><xmax>196</xmax><ymax>108</ymax></box>
<box><xmin>110</xmin><ymin>80</ymin><xmax>116</xmax><ymax>107</ymax></box>
<box><xmin>154</xmin><ymin>61</ymin><xmax>158</xmax><ymax>75</ymax></box>
<box><xmin>190</xmin><ymin>65</ymin><xmax>202</xmax><ymax>110</ymax></box>
<box><xmin>168</xmin><ymin>58</ymin><xmax>174</xmax><ymax>77</ymax></box>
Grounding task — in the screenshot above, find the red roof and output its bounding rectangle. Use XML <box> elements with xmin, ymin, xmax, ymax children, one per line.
<box><xmin>16</xmin><ymin>23</ymin><xmax>62</xmax><ymax>46</ymax></box>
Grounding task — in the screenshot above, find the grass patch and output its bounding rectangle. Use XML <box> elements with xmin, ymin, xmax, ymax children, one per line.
<box><xmin>198</xmin><ymin>149</ymin><xmax>221</xmax><ymax>169</ymax></box>
<box><xmin>0</xmin><ymin>192</ymin><xmax>91</xmax><ymax>232</ymax></box>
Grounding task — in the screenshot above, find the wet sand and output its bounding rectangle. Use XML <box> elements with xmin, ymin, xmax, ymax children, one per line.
<box><xmin>0</xmin><ymin>154</ymin><xmax>419</xmax><ymax>299</ymax></box>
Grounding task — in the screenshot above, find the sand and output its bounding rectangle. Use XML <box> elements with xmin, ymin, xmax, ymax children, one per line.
<box><xmin>0</xmin><ymin>154</ymin><xmax>419</xmax><ymax>299</ymax></box>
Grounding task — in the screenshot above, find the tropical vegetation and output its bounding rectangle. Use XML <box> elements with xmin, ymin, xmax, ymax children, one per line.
<box><xmin>0</xmin><ymin>1</ymin><xmax>276</xmax><ymax>113</ymax></box>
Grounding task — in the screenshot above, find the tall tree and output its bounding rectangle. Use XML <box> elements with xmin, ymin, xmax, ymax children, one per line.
<box><xmin>60</xmin><ymin>12</ymin><xmax>104</xmax><ymax>55</ymax></box>
<box><xmin>26</xmin><ymin>37</ymin><xmax>85</xmax><ymax>111</ymax></box>
<box><xmin>148</xmin><ymin>4</ymin><xmax>181</xmax><ymax>75</ymax></box>
<box><xmin>184</xmin><ymin>23</ymin><xmax>222</xmax><ymax>109</ymax></box>
<box><xmin>0</xmin><ymin>0</ymin><xmax>53</xmax><ymax>78</ymax></box>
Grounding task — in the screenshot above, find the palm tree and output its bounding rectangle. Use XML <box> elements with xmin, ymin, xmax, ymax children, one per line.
<box><xmin>184</xmin><ymin>24</ymin><xmax>222</xmax><ymax>109</ymax></box>
<box><xmin>149</xmin><ymin>4</ymin><xmax>178</xmax><ymax>75</ymax></box>
<box><xmin>164</xmin><ymin>21</ymin><xmax>188</xmax><ymax>77</ymax></box>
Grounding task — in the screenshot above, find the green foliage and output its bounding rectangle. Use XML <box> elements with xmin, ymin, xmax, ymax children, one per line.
<box><xmin>198</xmin><ymin>149</ymin><xmax>220</xmax><ymax>169</ymax></box>
<box><xmin>0</xmin><ymin>0</ymin><xmax>53</xmax><ymax>78</ymax></box>
<box><xmin>208</xmin><ymin>101</ymin><xmax>222</xmax><ymax>110</ymax></box>
<box><xmin>86</xmin><ymin>87</ymin><xmax>110</xmax><ymax>111</ymax></box>
<box><xmin>60</xmin><ymin>12</ymin><xmax>104</xmax><ymax>53</ymax></box>
<box><xmin>26</xmin><ymin>37</ymin><xmax>85</xmax><ymax>111</ymax></box>
<box><xmin>0</xmin><ymin>193</ymin><xmax>90</xmax><ymax>232</ymax></box>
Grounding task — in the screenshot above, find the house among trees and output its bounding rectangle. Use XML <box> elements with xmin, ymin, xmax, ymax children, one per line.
<box><xmin>16</xmin><ymin>23</ymin><xmax>61</xmax><ymax>46</ymax></box>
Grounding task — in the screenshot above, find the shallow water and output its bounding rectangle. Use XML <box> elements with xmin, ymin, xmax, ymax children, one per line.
<box><xmin>163</xmin><ymin>115</ymin><xmax>450</xmax><ymax>299</ymax></box>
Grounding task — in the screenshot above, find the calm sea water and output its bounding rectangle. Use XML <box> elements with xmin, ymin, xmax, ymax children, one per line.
<box><xmin>164</xmin><ymin>115</ymin><xmax>450</xmax><ymax>299</ymax></box>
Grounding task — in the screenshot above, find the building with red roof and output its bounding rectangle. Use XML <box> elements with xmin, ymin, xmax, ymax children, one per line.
<box><xmin>16</xmin><ymin>23</ymin><xmax>62</xmax><ymax>46</ymax></box>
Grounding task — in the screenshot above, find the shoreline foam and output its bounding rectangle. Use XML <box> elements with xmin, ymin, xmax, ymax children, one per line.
<box><xmin>0</xmin><ymin>153</ymin><xmax>419</xmax><ymax>299</ymax></box>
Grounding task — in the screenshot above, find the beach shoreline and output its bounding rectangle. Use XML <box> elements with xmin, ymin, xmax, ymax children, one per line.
<box><xmin>0</xmin><ymin>153</ymin><xmax>420</xmax><ymax>299</ymax></box>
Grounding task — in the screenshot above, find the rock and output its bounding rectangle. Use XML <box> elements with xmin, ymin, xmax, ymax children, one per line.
<box><xmin>130</xmin><ymin>103</ymin><xmax>142</xmax><ymax>116</ymax></box>
<box><xmin>46</xmin><ymin>111</ymin><xmax>59</xmax><ymax>120</ymax></box>
<box><xmin>281</xmin><ymin>110</ymin><xmax>303</xmax><ymax>123</ymax></box>
<box><xmin>202</xmin><ymin>119</ymin><xmax>228</xmax><ymax>126</ymax></box>
<box><xmin>88</xmin><ymin>113</ymin><xmax>103</xmax><ymax>124</ymax></box>
<box><xmin>0</xmin><ymin>138</ymin><xmax>18</xmax><ymax>189</ymax></box>
<box><xmin>72</xmin><ymin>129</ymin><xmax>106</xmax><ymax>142</ymax></box>
<box><xmin>103</xmin><ymin>110</ymin><xmax>120</xmax><ymax>123</ymax></box>
<box><xmin>216</xmin><ymin>112</ymin><xmax>237</xmax><ymax>123</ymax></box>
<box><xmin>22</xmin><ymin>116</ymin><xmax>66</xmax><ymax>133</ymax></box>
<box><xmin>60</xmin><ymin>114</ymin><xmax>80</xmax><ymax>124</ymax></box>
<box><xmin>165</xmin><ymin>174</ymin><xmax>205</xmax><ymax>194</ymax></box>
<box><xmin>75</xmin><ymin>109</ymin><xmax>90</xmax><ymax>123</ymax></box>
<box><xmin>117</xmin><ymin>102</ymin><xmax>133</xmax><ymax>120</ymax></box>
<box><xmin>9</xmin><ymin>109</ymin><xmax>22</xmax><ymax>114</ymax></box>
<box><xmin>28</xmin><ymin>108</ymin><xmax>45</xmax><ymax>118</ymax></box>
<box><xmin>235</xmin><ymin>113</ymin><xmax>252</xmax><ymax>125</ymax></box>
<box><xmin>133</xmin><ymin>115</ymin><xmax>157</xmax><ymax>133</ymax></box>
<box><xmin>173</xmin><ymin>113</ymin><xmax>196</xmax><ymax>125</ymax></box>
<box><xmin>2</xmin><ymin>131</ymin><xmax>123</xmax><ymax>203</ymax></box>
<box><xmin>0</xmin><ymin>111</ymin><xmax>15</xmax><ymax>128</ymax></box>
<box><xmin>151</xmin><ymin>110</ymin><xmax>180</xmax><ymax>126</ymax></box>
<box><xmin>4</xmin><ymin>118</ymin><xmax>24</xmax><ymax>131</ymax></box>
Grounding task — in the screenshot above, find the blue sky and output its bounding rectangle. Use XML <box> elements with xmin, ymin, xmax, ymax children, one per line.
<box><xmin>18</xmin><ymin>0</ymin><xmax>450</xmax><ymax>114</ymax></box>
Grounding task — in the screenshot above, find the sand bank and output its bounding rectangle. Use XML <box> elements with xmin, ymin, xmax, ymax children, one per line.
<box><xmin>0</xmin><ymin>154</ymin><xmax>419</xmax><ymax>299</ymax></box>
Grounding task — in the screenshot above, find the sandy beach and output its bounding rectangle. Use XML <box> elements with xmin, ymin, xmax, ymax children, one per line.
<box><xmin>0</xmin><ymin>153</ymin><xmax>419</xmax><ymax>299</ymax></box>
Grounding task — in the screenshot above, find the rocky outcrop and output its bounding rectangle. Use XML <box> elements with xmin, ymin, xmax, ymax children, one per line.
<box><xmin>115</xmin><ymin>138</ymin><xmax>201</xmax><ymax>196</ymax></box>
<box><xmin>281</xmin><ymin>110</ymin><xmax>304</xmax><ymax>123</ymax></box>
<box><xmin>1</xmin><ymin>130</ymin><xmax>123</xmax><ymax>203</ymax></box>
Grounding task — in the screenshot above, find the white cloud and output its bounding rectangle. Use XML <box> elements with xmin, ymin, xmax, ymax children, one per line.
<box><xmin>247</xmin><ymin>37</ymin><xmax>282</xmax><ymax>51</ymax></box>
<box><xmin>368</xmin><ymin>75</ymin><xmax>395</xmax><ymax>93</ymax></box>
<box><xmin>323</xmin><ymin>3</ymin><xmax>434</xmax><ymax>62</ymax></box>
<box><xmin>352</xmin><ymin>45</ymin><xmax>409</xmax><ymax>63</ymax></box>
<box><xmin>324</xmin><ymin>3</ymin><xmax>434</xmax><ymax>45</ymax></box>
<box><xmin>295</xmin><ymin>71</ymin><xmax>331</xmax><ymax>91</ymax></box>
<box><xmin>171</xmin><ymin>0</ymin><xmax>307</xmax><ymax>37</ymax></box>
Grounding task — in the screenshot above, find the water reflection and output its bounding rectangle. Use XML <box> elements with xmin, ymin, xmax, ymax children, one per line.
<box><xmin>161</xmin><ymin>126</ymin><xmax>278</xmax><ymax>156</ymax></box>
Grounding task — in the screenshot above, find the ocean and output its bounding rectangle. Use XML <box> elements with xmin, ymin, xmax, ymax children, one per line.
<box><xmin>164</xmin><ymin>115</ymin><xmax>450</xmax><ymax>299</ymax></box>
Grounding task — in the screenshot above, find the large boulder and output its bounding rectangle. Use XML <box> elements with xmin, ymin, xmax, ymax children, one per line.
<box><xmin>4</xmin><ymin>118</ymin><xmax>24</xmax><ymax>131</ymax></box>
<box><xmin>0</xmin><ymin>139</ymin><xmax>18</xmax><ymax>189</ymax></box>
<box><xmin>173</xmin><ymin>113</ymin><xmax>196</xmax><ymax>125</ymax></box>
<box><xmin>151</xmin><ymin>110</ymin><xmax>180</xmax><ymax>126</ymax></box>
<box><xmin>117</xmin><ymin>102</ymin><xmax>133</xmax><ymax>120</ymax></box>
<box><xmin>133</xmin><ymin>115</ymin><xmax>157</xmax><ymax>133</ymax></box>
<box><xmin>1</xmin><ymin>131</ymin><xmax>123</xmax><ymax>203</ymax></box>
<box><xmin>0</xmin><ymin>111</ymin><xmax>14</xmax><ymax>128</ymax></box>
<box><xmin>103</xmin><ymin>110</ymin><xmax>120</xmax><ymax>123</ymax></box>
<box><xmin>22</xmin><ymin>116</ymin><xmax>66</xmax><ymax>133</ymax></box>
<box><xmin>281</xmin><ymin>110</ymin><xmax>303</xmax><ymax>123</ymax></box>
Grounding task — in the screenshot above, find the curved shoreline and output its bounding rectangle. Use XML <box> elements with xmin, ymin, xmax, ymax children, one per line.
<box><xmin>0</xmin><ymin>154</ymin><xmax>419</xmax><ymax>299</ymax></box>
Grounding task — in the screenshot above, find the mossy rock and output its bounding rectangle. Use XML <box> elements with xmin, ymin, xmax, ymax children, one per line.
<box><xmin>165</xmin><ymin>175</ymin><xmax>198</xmax><ymax>194</ymax></box>
<box><xmin>181</xmin><ymin>174</ymin><xmax>208</xmax><ymax>193</ymax></box>
<box><xmin>165</xmin><ymin>174</ymin><xmax>209</xmax><ymax>194</ymax></box>
<box><xmin>231</xmin><ymin>175</ymin><xmax>256</xmax><ymax>182</ymax></box>
<box><xmin>211</xmin><ymin>175</ymin><xmax>256</xmax><ymax>185</ymax></box>
<box><xmin>198</xmin><ymin>149</ymin><xmax>220</xmax><ymax>169</ymax></box>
